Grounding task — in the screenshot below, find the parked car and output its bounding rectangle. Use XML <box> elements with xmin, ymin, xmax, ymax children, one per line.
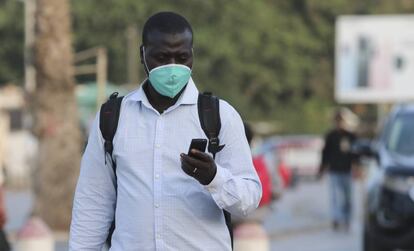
<box><xmin>258</xmin><ymin>136</ymin><xmax>323</xmax><ymax>182</ymax></box>
<box><xmin>356</xmin><ymin>105</ymin><xmax>414</xmax><ymax>251</ymax></box>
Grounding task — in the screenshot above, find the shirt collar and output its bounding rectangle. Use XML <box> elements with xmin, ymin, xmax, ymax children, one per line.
<box><xmin>128</xmin><ymin>77</ymin><xmax>198</xmax><ymax>106</ymax></box>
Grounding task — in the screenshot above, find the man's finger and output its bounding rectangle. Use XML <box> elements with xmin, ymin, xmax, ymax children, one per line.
<box><xmin>189</xmin><ymin>149</ymin><xmax>213</xmax><ymax>162</ymax></box>
<box><xmin>181</xmin><ymin>160</ymin><xmax>195</xmax><ymax>176</ymax></box>
<box><xmin>181</xmin><ymin>153</ymin><xmax>207</xmax><ymax>169</ymax></box>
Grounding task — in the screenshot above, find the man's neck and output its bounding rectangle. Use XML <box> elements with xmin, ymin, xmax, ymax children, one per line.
<box><xmin>143</xmin><ymin>80</ymin><xmax>185</xmax><ymax>114</ymax></box>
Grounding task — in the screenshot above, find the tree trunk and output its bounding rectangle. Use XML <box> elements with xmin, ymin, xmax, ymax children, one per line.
<box><xmin>33</xmin><ymin>0</ymin><xmax>81</xmax><ymax>230</ymax></box>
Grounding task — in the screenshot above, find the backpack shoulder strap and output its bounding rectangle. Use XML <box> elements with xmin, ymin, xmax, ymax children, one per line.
<box><xmin>197</xmin><ymin>92</ymin><xmax>232</xmax><ymax>249</ymax></box>
<box><xmin>197</xmin><ymin>92</ymin><xmax>225</xmax><ymax>158</ymax></box>
<box><xmin>99</xmin><ymin>92</ymin><xmax>124</xmax><ymax>176</ymax></box>
<box><xmin>100</xmin><ymin>92</ymin><xmax>123</xmax><ymax>248</ymax></box>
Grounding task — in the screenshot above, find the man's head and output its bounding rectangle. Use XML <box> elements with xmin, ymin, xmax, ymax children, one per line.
<box><xmin>333</xmin><ymin>107</ymin><xmax>346</xmax><ymax>130</ymax></box>
<box><xmin>334</xmin><ymin>109</ymin><xmax>345</xmax><ymax>130</ymax></box>
<box><xmin>333</xmin><ymin>107</ymin><xmax>360</xmax><ymax>132</ymax></box>
<box><xmin>140</xmin><ymin>12</ymin><xmax>194</xmax><ymax>72</ymax></box>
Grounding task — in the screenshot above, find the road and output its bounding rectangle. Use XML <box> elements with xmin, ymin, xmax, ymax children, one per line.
<box><xmin>265</xmin><ymin>178</ymin><xmax>364</xmax><ymax>251</ymax></box>
<box><xmin>5</xmin><ymin>178</ymin><xmax>364</xmax><ymax>251</ymax></box>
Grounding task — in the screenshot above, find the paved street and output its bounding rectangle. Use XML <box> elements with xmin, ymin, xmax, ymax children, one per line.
<box><xmin>264</xmin><ymin>178</ymin><xmax>364</xmax><ymax>251</ymax></box>
<box><xmin>5</xmin><ymin>178</ymin><xmax>364</xmax><ymax>251</ymax></box>
<box><xmin>270</xmin><ymin>227</ymin><xmax>361</xmax><ymax>251</ymax></box>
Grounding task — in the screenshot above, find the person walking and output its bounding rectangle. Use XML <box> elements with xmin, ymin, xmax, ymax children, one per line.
<box><xmin>319</xmin><ymin>108</ymin><xmax>357</xmax><ymax>231</ymax></box>
<box><xmin>69</xmin><ymin>12</ymin><xmax>261</xmax><ymax>251</ymax></box>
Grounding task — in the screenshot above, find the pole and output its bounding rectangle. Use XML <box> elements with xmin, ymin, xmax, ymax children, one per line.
<box><xmin>234</xmin><ymin>222</ymin><xmax>269</xmax><ymax>251</ymax></box>
<box><xmin>377</xmin><ymin>103</ymin><xmax>391</xmax><ymax>128</ymax></box>
<box><xmin>24</xmin><ymin>0</ymin><xmax>36</xmax><ymax>93</ymax></box>
<box><xmin>16</xmin><ymin>217</ymin><xmax>54</xmax><ymax>251</ymax></box>
<box><xmin>126</xmin><ymin>24</ymin><xmax>139</xmax><ymax>85</ymax></box>
<box><xmin>96</xmin><ymin>47</ymin><xmax>107</xmax><ymax>109</ymax></box>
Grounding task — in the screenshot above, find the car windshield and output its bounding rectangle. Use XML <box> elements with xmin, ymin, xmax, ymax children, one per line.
<box><xmin>387</xmin><ymin>114</ymin><xmax>414</xmax><ymax>156</ymax></box>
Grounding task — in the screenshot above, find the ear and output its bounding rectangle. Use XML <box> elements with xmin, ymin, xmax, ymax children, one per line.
<box><xmin>139</xmin><ymin>45</ymin><xmax>144</xmax><ymax>64</ymax></box>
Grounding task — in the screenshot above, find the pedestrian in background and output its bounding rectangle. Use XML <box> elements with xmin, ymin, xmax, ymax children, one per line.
<box><xmin>319</xmin><ymin>108</ymin><xmax>358</xmax><ymax>231</ymax></box>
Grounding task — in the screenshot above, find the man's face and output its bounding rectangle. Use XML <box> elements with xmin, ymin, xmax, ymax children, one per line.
<box><xmin>335</xmin><ymin>116</ymin><xmax>345</xmax><ymax>130</ymax></box>
<box><xmin>141</xmin><ymin>29</ymin><xmax>193</xmax><ymax>73</ymax></box>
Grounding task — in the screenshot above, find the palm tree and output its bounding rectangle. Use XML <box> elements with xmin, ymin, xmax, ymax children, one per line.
<box><xmin>33</xmin><ymin>0</ymin><xmax>81</xmax><ymax>230</ymax></box>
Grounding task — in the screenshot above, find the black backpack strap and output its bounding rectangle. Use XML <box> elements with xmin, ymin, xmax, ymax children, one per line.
<box><xmin>198</xmin><ymin>92</ymin><xmax>225</xmax><ymax>158</ymax></box>
<box><xmin>223</xmin><ymin>210</ymin><xmax>233</xmax><ymax>249</ymax></box>
<box><xmin>99</xmin><ymin>92</ymin><xmax>124</xmax><ymax>177</ymax></box>
<box><xmin>197</xmin><ymin>92</ymin><xmax>232</xmax><ymax>249</ymax></box>
<box><xmin>99</xmin><ymin>92</ymin><xmax>123</xmax><ymax>247</ymax></box>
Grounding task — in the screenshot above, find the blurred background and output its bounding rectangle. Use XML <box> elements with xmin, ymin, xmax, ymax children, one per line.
<box><xmin>1</xmin><ymin>0</ymin><xmax>414</xmax><ymax>250</ymax></box>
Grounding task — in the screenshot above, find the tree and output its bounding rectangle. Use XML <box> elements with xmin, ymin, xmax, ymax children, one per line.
<box><xmin>70</xmin><ymin>0</ymin><xmax>336</xmax><ymax>132</ymax></box>
<box><xmin>33</xmin><ymin>0</ymin><xmax>81</xmax><ymax>230</ymax></box>
<box><xmin>0</xmin><ymin>1</ymin><xmax>23</xmax><ymax>85</ymax></box>
<box><xmin>2</xmin><ymin>0</ymin><xmax>414</xmax><ymax>134</ymax></box>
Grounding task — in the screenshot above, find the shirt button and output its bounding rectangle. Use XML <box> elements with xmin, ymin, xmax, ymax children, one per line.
<box><xmin>155</xmin><ymin>144</ymin><xmax>161</xmax><ymax>148</ymax></box>
<box><xmin>155</xmin><ymin>174</ymin><xmax>160</xmax><ymax>179</ymax></box>
<box><xmin>157</xmin><ymin>234</ymin><xmax>161</xmax><ymax>239</ymax></box>
<box><xmin>155</xmin><ymin>204</ymin><xmax>160</xmax><ymax>208</ymax></box>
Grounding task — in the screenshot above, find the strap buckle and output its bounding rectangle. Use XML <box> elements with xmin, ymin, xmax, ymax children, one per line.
<box><xmin>104</xmin><ymin>140</ymin><xmax>113</xmax><ymax>154</ymax></box>
<box><xmin>109</xmin><ymin>92</ymin><xmax>119</xmax><ymax>100</ymax></box>
<box><xmin>208</xmin><ymin>137</ymin><xmax>225</xmax><ymax>156</ymax></box>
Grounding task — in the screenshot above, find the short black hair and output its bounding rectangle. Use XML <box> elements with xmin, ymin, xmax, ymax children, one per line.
<box><xmin>142</xmin><ymin>12</ymin><xmax>193</xmax><ymax>46</ymax></box>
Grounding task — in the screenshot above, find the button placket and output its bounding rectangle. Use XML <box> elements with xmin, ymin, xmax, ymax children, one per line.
<box><xmin>153</xmin><ymin>116</ymin><xmax>164</xmax><ymax>249</ymax></box>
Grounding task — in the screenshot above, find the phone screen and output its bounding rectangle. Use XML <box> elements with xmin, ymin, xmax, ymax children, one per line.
<box><xmin>188</xmin><ymin>139</ymin><xmax>207</xmax><ymax>157</ymax></box>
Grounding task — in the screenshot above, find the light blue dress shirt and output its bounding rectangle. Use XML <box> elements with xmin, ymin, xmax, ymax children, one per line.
<box><xmin>69</xmin><ymin>78</ymin><xmax>262</xmax><ymax>251</ymax></box>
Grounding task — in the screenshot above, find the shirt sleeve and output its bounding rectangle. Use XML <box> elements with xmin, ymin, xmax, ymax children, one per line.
<box><xmin>69</xmin><ymin>113</ymin><xmax>117</xmax><ymax>251</ymax></box>
<box><xmin>204</xmin><ymin>101</ymin><xmax>262</xmax><ymax>218</ymax></box>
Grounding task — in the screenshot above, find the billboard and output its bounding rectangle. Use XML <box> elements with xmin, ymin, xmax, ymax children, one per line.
<box><xmin>335</xmin><ymin>15</ymin><xmax>414</xmax><ymax>103</ymax></box>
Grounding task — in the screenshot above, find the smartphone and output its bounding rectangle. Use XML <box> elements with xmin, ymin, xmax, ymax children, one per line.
<box><xmin>188</xmin><ymin>138</ymin><xmax>207</xmax><ymax>157</ymax></box>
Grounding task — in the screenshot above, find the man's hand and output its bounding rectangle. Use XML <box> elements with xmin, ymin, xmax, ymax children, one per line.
<box><xmin>317</xmin><ymin>165</ymin><xmax>325</xmax><ymax>181</ymax></box>
<box><xmin>180</xmin><ymin>150</ymin><xmax>217</xmax><ymax>185</ymax></box>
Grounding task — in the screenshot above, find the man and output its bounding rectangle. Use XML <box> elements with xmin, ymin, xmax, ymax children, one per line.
<box><xmin>69</xmin><ymin>12</ymin><xmax>261</xmax><ymax>251</ymax></box>
<box><xmin>319</xmin><ymin>108</ymin><xmax>357</xmax><ymax>231</ymax></box>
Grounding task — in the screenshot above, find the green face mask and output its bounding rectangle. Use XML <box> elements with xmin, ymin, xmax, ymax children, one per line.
<box><xmin>148</xmin><ymin>64</ymin><xmax>192</xmax><ymax>98</ymax></box>
<box><xmin>143</xmin><ymin>47</ymin><xmax>192</xmax><ymax>98</ymax></box>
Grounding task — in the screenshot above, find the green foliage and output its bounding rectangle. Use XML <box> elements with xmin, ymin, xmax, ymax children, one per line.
<box><xmin>70</xmin><ymin>0</ymin><xmax>366</xmax><ymax>133</ymax></box>
<box><xmin>0</xmin><ymin>0</ymin><xmax>23</xmax><ymax>85</ymax></box>
<box><xmin>2</xmin><ymin>0</ymin><xmax>414</xmax><ymax>133</ymax></box>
